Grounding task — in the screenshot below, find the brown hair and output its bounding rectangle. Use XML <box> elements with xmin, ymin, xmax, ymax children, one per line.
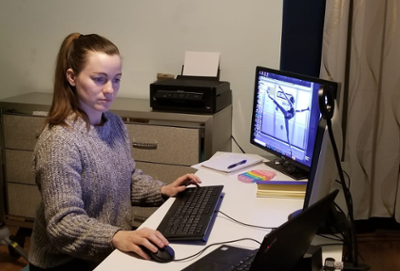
<box><xmin>46</xmin><ymin>33</ymin><xmax>120</xmax><ymax>128</ymax></box>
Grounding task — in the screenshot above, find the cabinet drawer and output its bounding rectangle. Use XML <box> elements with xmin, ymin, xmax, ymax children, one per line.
<box><xmin>5</xmin><ymin>150</ymin><xmax>35</xmax><ymax>185</ymax></box>
<box><xmin>7</xmin><ymin>183</ymin><xmax>40</xmax><ymax>218</ymax></box>
<box><xmin>126</xmin><ymin>123</ymin><xmax>200</xmax><ymax>166</ymax></box>
<box><xmin>135</xmin><ymin>161</ymin><xmax>197</xmax><ymax>184</ymax></box>
<box><xmin>132</xmin><ymin>162</ymin><xmax>197</xmax><ymax>226</ymax></box>
<box><xmin>3</xmin><ymin>115</ymin><xmax>44</xmax><ymax>150</ymax></box>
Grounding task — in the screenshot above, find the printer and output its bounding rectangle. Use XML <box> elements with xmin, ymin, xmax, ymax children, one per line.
<box><xmin>150</xmin><ymin>76</ymin><xmax>232</xmax><ymax>114</ymax></box>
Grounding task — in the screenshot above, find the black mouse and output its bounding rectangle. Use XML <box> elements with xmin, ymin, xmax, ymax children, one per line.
<box><xmin>140</xmin><ymin>243</ymin><xmax>175</xmax><ymax>263</ymax></box>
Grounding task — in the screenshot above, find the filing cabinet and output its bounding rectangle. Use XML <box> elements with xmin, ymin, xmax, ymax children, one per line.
<box><xmin>0</xmin><ymin>92</ymin><xmax>232</xmax><ymax>228</ymax></box>
<box><xmin>2</xmin><ymin>115</ymin><xmax>43</xmax><ymax>220</ymax></box>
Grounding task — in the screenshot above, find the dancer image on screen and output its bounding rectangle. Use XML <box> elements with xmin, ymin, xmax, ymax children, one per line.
<box><xmin>267</xmin><ymin>86</ymin><xmax>309</xmax><ymax>157</ymax></box>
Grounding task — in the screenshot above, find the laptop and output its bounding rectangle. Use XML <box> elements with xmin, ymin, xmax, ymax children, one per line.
<box><xmin>181</xmin><ymin>189</ymin><xmax>339</xmax><ymax>271</ymax></box>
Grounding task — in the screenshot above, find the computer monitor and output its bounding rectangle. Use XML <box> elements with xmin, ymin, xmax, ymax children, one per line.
<box><xmin>250</xmin><ymin>66</ymin><xmax>339</xmax><ymax>180</ymax></box>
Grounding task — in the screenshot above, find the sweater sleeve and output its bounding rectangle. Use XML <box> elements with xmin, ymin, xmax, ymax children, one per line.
<box><xmin>33</xmin><ymin>135</ymin><xmax>120</xmax><ymax>261</ymax></box>
<box><xmin>131</xmin><ymin>165</ymin><xmax>166</xmax><ymax>207</ymax></box>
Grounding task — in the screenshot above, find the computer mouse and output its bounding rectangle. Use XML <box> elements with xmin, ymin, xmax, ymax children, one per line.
<box><xmin>140</xmin><ymin>243</ymin><xmax>175</xmax><ymax>263</ymax></box>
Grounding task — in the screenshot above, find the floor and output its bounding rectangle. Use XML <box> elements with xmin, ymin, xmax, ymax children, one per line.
<box><xmin>0</xmin><ymin>226</ymin><xmax>30</xmax><ymax>271</ymax></box>
<box><xmin>355</xmin><ymin>217</ymin><xmax>400</xmax><ymax>271</ymax></box>
<box><xmin>1</xmin><ymin>218</ymin><xmax>400</xmax><ymax>271</ymax></box>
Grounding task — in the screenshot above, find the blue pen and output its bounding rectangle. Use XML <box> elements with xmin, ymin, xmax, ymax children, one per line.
<box><xmin>227</xmin><ymin>159</ymin><xmax>247</xmax><ymax>169</ymax></box>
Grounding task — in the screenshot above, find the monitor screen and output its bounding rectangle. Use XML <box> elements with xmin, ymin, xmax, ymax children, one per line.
<box><xmin>250</xmin><ymin>66</ymin><xmax>338</xmax><ymax>179</ymax></box>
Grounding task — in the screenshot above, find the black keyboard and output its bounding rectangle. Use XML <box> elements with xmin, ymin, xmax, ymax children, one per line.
<box><xmin>230</xmin><ymin>252</ymin><xmax>257</xmax><ymax>271</ymax></box>
<box><xmin>157</xmin><ymin>185</ymin><xmax>224</xmax><ymax>241</ymax></box>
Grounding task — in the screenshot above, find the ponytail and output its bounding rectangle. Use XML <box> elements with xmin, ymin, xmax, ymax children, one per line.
<box><xmin>46</xmin><ymin>33</ymin><xmax>120</xmax><ymax>128</ymax></box>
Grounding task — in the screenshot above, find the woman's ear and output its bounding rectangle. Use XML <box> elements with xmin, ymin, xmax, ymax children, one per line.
<box><xmin>66</xmin><ymin>69</ymin><xmax>76</xmax><ymax>86</ymax></box>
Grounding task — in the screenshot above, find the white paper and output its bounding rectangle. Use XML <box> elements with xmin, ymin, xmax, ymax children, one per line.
<box><xmin>183</xmin><ymin>51</ymin><xmax>220</xmax><ymax>77</ymax></box>
<box><xmin>201</xmin><ymin>153</ymin><xmax>263</xmax><ymax>173</ymax></box>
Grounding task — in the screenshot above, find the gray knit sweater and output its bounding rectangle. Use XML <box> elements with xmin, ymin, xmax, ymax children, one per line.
<box><xmin>28</xmin><ymin>112</ymin><xmax>166</xmax><ymax>268</ymax></box>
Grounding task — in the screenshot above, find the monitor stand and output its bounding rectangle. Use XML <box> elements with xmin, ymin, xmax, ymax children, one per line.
<box><xmin>264</xmin><ymin>158</ymin><xmax>309</xmax><ymax>180</ymax></box>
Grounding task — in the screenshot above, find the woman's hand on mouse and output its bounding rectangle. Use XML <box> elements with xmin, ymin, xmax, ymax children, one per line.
<box><xmin>111</xmin><ymin>227</ymin><xmax>169</xmax><ymax>260</ymax></box>
<box><xmin>161</xmin><ymin>173</ymin><xmax>202</xmax><ymax>197</ymax></box>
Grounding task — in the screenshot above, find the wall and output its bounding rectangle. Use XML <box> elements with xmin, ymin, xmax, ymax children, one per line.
<box><xmin>0</xmin><ymin>0</ymin><xmax>283</xmax><ymax>156</ymax></box>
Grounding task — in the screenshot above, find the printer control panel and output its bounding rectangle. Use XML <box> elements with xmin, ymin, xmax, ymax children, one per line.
<box><xmin>154</xmin><ymin>90</ymin><xmax>204</xmax><ymax>101</ymax></box>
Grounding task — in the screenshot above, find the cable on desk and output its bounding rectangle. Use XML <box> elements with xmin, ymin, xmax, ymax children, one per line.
<box><xmin>334</xmin><ymin>170</ymin><xmax>352</xmax><ymax>192</ymax></box>
<box><xmin>217</xmin><ymin>211</ymin><xmax>276</xmax><ymax>230</ymax></box>
<box><xmin>333</xmin><ymin>202</ymin><xmax>346</xmax><ymax>218</ymax></box>
<box><xmin>173</xmin><ymin>237</ymin><xmax>261</xmax><ymax>262</ymax></box>
<box><xmin>317</xmin><ymin>233</ymin><xmax>352</xmax><ymax>260</ymax></box>
<box><xmin>317</xmin><ymin>233</ymin><xmax>345</xmax><ymax>242</ymax></box>
<box><xmin>318</xmin><ymin>243</ymin><xmax>343</xmax><ymax>247</ymax></box>
<box><xmin>343</xmin><ymin>170</ymin><xmax>351</xmax><ymax>189</ymax></box>
<box><xmin>231</xmin><ymin>135</ymin><xmax>246</xmax><ymax>154</ymax></box>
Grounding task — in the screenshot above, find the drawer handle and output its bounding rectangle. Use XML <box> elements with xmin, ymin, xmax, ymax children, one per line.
<box><xmin>132</xmin><ymin>142</ymin><xmax>158</xmax><ymax>149</ymax></box>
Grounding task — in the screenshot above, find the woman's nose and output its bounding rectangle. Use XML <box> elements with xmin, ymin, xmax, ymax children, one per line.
<box><xmin>103</xmin><ymin>80</ymin><xmax>114</xmax><ymax>94</ymax></box>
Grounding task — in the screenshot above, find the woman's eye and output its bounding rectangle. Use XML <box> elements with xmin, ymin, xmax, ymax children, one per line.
<box><xmin>113</xmin><ymin>78</ymin><xmax>121</xmax><ymax>84</ymax></box>
<box><xmin>93</xmin><ymin>77</ymin><xmax>106</xmax><ymax>83</ymax></box>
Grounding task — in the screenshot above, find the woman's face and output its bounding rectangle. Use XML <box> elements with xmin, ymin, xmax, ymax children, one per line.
<box><xmin>67</xmin><ymin>51</ymin><xmax>122</xmax><ymax>125</ymax></box>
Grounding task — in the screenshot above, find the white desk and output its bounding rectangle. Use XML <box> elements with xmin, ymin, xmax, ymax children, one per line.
<box><xmin>95</xmin><ymin>159</ymin><xmax>342</xmax><ymax>270</ymax></box>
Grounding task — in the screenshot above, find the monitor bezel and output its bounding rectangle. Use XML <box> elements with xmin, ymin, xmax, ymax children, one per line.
<box><xmin>250</xmin><ymin>66</ymin><xmax>338</xmax><ymax>173</ymax></box>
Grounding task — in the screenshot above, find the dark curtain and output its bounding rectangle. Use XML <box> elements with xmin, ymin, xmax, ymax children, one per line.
<box><xmin>280</xmin><ymin>0</ymin><xmax>327</xmax><ymax>77</ymax></box>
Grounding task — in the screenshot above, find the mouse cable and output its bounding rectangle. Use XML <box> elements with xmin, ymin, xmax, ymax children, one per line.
<box><xmin>173</xmin><ymin>237</ymin><xmax>261</xmax><ymax>262</ymax></box>
<box><xmin>217</xmin><ymin>210</ymin><xmax>276</xmax><ymax>230</ymax></box>
<box><xmin>231</xmin><ymin>135</ymin><xmax>246</xmax><ymax>153</ymax></box>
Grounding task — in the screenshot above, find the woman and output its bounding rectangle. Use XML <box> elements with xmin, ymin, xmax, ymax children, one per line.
<box><xmin>28</xmin><ymin>33</ymin><xmax>201</xmax><ymax>270</ymax></box>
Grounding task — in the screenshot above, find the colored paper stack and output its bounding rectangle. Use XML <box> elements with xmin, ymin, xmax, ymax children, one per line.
<box><xmin>255</xmin><ymin>180</ymin><xmax>307</xmax><ymax>199</ymax></box>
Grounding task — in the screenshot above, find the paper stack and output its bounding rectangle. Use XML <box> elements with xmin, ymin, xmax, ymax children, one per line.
<box><xmin>256</xmin><ymin>180</ymin><xmax>307</xmax><ymax>199</ymax></box>
<box><xmin>201</xmin><ymin>153</ymin><xmax>263</xmax><ymax>173</ymax></box>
